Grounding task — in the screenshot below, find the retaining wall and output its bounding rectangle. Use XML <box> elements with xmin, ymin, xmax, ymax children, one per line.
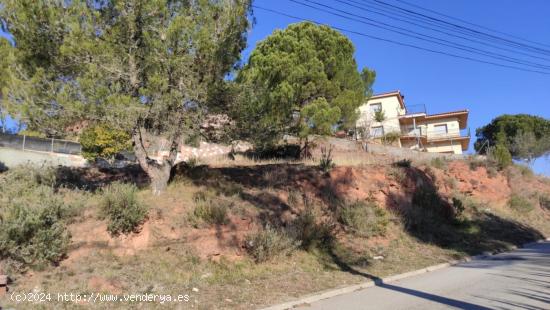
<box><xmin>365</xmin><ymin>143</ymin><xmax>473</xmax><ymax>161</ymax></box>
<box><xmin>0</xmin><ymin>147</ymin><xmax>87</xmax><ymax>168</ymax></box>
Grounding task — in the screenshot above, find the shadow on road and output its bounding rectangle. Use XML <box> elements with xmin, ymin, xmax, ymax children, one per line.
<box><xmin>325</xmin><ymin>247</ymin><xmax>493</xmax><ymax>310</ymax></box>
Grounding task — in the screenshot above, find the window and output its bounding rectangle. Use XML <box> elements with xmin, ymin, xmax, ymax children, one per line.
<box><xmin>371</xmin><ymin>126</ymin><xmax>384</xmax><ymax>138</ymax></box>
<box><xmin>432</xmin><ymin>124</ymin><xmax>448</xmax><ymax>136</ymax></box>
<box><xmin>369</xmin><ymin>103</ymin><xmax>382</xmax><ymax>113</ymax></box>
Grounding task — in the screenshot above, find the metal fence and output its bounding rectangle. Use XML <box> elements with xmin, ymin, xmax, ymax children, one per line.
<box><xmin>0</xmin><ymin>133</ymin><xmax>82</xmax><ymax>155</ymax></box>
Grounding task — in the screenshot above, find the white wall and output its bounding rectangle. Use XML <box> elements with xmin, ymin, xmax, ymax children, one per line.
<box><xmin>0</xmin><ymin>147</ymin><xmax>87</xmax><ymax>168</ymax></box>
<box><xmin>424</xmin><ymin>118</ymin><xmax>461</xmax><ymax>139</ymax></box>
<box><xmin>356</xmin><ymin>95</ymin><xmax>405</xmax><ymax>140</ymax></box>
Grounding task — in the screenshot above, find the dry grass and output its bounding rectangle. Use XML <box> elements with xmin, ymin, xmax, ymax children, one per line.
<box><xmin>1</xmin><ymin>145</ymin><xmax>549</xmax><ymax>310</ymax></box>
<box><xmin>1</xmin><ymin>222</ymin><xmax>471</xmax><ymax>310</ymax></box>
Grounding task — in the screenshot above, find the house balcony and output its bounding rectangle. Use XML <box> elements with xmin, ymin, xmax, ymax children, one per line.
<box><xmin>402</xmin><ymin>104</ymin><xmax>427</xmax><ymax>116</ymax></box>
<box><xmin>399</xmin><ymin>127</ymin><xmax>470</xmax><ymax>140</ymax></box>
<box><xmin>400</xmin><ymin>127</ymin><xmax>471</xmax><ymax>151</ymax></box>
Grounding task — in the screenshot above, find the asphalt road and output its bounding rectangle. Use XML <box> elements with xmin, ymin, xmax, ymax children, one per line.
<box><xmin>308</xmin><ymin>241</ymin><xmax>550</xmax><ymax>310</ymax></box>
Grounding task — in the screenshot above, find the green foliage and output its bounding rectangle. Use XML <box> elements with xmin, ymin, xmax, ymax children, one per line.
<box><xmin>319</xmin><ymin>145</ymin><xmax>335</xmax><ymax>173</ymax></box>
<box><xmin>475</xmin><ymin>114</ymin><xmax>550</xmax><ymax>161</ymax></box>
<box><xmin>17</xmin><ymin>130</ymin><xmax>46</xmax><ymax>138</ymax></box>
<box><xmin>1</xmin><ymin>0</ymin><xmax>252</xmax><ymax>191</ymax></box>
<box><xmin>245</xmin><ymin>226</ymin><xmax>299</xmax><ymax>263</ymax></box>
<box><xmin>444</xmin><ymin>177</ymin><xmax>459</xmax><ymax>190</ymax></box>
<box><xmin>381</xmin><ymin>131</ymin><xmax>400</xmax><ymax>145</ymax></box>
<box><xmin>185</xmin><ymin>157</ymin><xmax>201</xmax><ymax>169</ymax></box>
<box><xmin>189</xmin><ymin>196</ymin><xmax>230</xmax><ymax>228</ymax></box>
<box><xmin>539</xmin><ymin>193</ymin><xmax>550</xmax><ymax>210</ymax></box>
<box><xmin>100</xmin><ymin>182</ymin><xmax>148</xmax><ymax>236</ymax></box>
<box><xmin>486</xmin><ymin>166</ymin><xmax>498</xmax><ymax>178</ymax></box>
<box><xmin>486</xmin><ymin>144</ymin><xmax>512</xmax><ymax>170</ymax></box>
<box><xmin>451</xmin><ymin>197</ymin><xmax>465</xmax><ymax>218</ymax></box>
<box><xmin>508</xmin><ymin>194</ymin><xmax>534</xmax><ymax>213</ymax></box>
<box><xmin>411</xmin><ymin>185</ymin><xmax>453</xmax><ymax>221</ymax></box>
<box><xmin>0</xmin><ymin>165</ymin><xmax>71</xmax><ymax>271</ymax></box>
<box><xmin>236</xmin><ymin>22</ymin><xmax>375</xmax><ymax>147</ymax></box>
<box><xmin>387</xmin><ymin>166</ymin><xmax>408</xmax><ymax>184</ymax></box>
<box><xmin>374</xmin><ymin>109</ymin><xmax>386</xmax><ymax>123</ymax></box>
<box><xmin>338</xmin><ymin>201</ymin><xmax>389</xmax><ymax>237</ymax></box>
<box><xmin>288</xmin><ymin>208</ymin><xmax>332</xmax><ymax>250</ymax></box>
<box><xmin>430</xmin><ymin>157</ymin><xmax>448</xmax><ymax>170</ymax></box>
<box><xmin>515</xmin><ymin>164</ymin><xmax>534</xmax><ymax>178</ymax></box>
<box><xmin>80</xmin><ymin>125</ymin><xmax>131</xmax><ymax>161</ymax></box>
<box><xmin>468</xmin><ymin>158</ymin><xmax>487</xmax><ymax>171</ymax></box>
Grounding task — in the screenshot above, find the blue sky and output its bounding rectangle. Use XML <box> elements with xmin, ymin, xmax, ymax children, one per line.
<box><xmin>242</xmin><ymin>0</ymin><xmax>550</xmax><ymax>175</ymax></box>
<box><xmin>1</xmin><ymin>0</ymin><xmax>549</xmax><ymax>174</ymax></box>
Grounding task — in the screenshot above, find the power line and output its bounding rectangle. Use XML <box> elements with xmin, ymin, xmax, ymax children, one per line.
<box><xmin>336</xmin><ymin>0</ymin><xmax>550</xmax><ymax>62</ymax></box>
<box><xmin>251</xmin><ymin>5</ymin><xmax>550</xmax><ymax>75</ymax></box>
<box><xmin>345</xmin><ymin>0</ymin><xmax>545</xmax><ymax>56</ymax></box>
<box><xmin>290</xmin><ymin>0</ymin><xmax>550</xmax><ymax>71</ymax></box>
<box><xmin>367</xmin><ymin>0</ymin><xmax>550</xmax><ymax>56</ymax></box>
<box><xmin>392</xmin><ymin>0</ymin><xmax>550</xmax><ymax>49</ymax></box>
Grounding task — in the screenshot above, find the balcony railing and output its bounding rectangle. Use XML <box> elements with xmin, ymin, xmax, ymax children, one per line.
<box><xmin>398</xmin><ymin>127</ymin><xmax>470</xmax><ymax>140</ymax></box>
<box><xmin>427</xmin><ymin>128</ymin><xmax>470</xmax><ymax>141</ymax></box>
<box><xmin>364</xmin><ymin>125</ymin><xmax>470</xmax><ymax>142</ymax></box>
<box><xmin>403</xmin><ymin>104</ymin><xmax>427</xmax><ymax>115</ymax></box>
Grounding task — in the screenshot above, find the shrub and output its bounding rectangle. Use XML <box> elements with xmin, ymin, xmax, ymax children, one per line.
<box><xmin>516</xmin><ymin>164</ymin><xmax>534</xmax><ymax>178</ymax></box>
<box><xmin>244</xmin><ymin>144</ymin><xmax>301</xmax><ymax>160</ymax></box>
<box><xmin>190</xmin><ymin>199</ymin><xmax>230</xmax><ymax>227</ymax></box>
<box><xmin>539</xmin><ymin>193</ymin><xmax>550</xmax><ymax>210</ymax></box>
<box><xmin>381</xmin><ymin>132</ymin><xmax>401</xmax><ymax>145</ymax></box>
<box><xmin>0</xmin><ymin>200</ymin><xmax>70</xmax><ymax>271</ymax></box>
<box><xmin>374</xmin><ymin>109</ymin><xmax>386</xmax><ymax>122</ymax></box>
<box><xmin>487</xmin><ymin>144</ymin><xmax>512</xmax><ymax>170</ymax></box>
<box><xmin>430</xmin><ymin>157</ymin><xmax>448</xmax><ymax>170</ymax></box>
<box><xmin>508</xmin><ymin>194</ymin><xmax>534</xmax><ymax>213</ymax></box>
<box><xmin>245</xmin><ymin>226</ymin><xmax>299</xmax><ymax>263</ymax></box>
<box><xmin>451</xmin><ymin>197</ymin><xmax>465</xmax><ymax>218</ymax></box>
<box><xmin>486</xmin><ymin>166</ymin><xmax>498</xmax><ymax>178</ymax></box>
<box><xmin>338</xmin><ymin>201</ymin><xmax>389</xmax><ymax>237</ymax></box>
<box><xmin>288</xmin><ymin>208</ymin><xmax>332</xmax><ymax>250</ymax></box>
<box><xmin>216</xmin><ymin>181</ymin><xmax>243</xmax><ymax>197</ymax></box>
<box><xmin>411</xmin><ymin>185</ymin><xmax>453</xmax><ymax>220</ymax></box>
<box><xmin>0</xmin><ymin>165</ymin><xmax>71</xmax><ymax>271</ymax></box>
<box><xmin>468</xmin><ymin>159</ymin><xmax>486</xmax><ymax>171</ymax></box>
<box><xmin>387</xmin><ymin>166</ymin><xmax>408</xmax><ymax>184</ymax></box>
<box><xmin>80</xmin><ymin>124</ymin><xmax>131</xmax><ymax>161</ymax></box>
<box><xmin>100</xmin><ymin>182</ymin><xmax>148</xmax><ymax>236</ymax></box>
<box><xmin>319</xmin><ymin>145</ymin><xmax>335</xmax><ymax>173</ymax></box>
<box><xmin>287</xmin><ymin>189</ymin><xmax>302</xmax><ymax>207</ymax></box>
<box><xmin>444</xmin><ymin>177</ymin><xmax>459</xmax><ymax>190</ymax></box>
<box><xmin>185</xmin><ymin>157</ymin><xmax>200</xmax><ymax>169</ymax></box>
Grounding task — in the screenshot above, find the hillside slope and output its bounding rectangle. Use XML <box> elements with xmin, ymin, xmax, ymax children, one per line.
<box><xmin>1</xmin><ymin>148</ymin><xmax>549</xmax><ymax>309</ymax></box>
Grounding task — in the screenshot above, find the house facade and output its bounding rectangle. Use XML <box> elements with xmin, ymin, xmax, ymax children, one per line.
<box><xmin>356</xmin><ymin>90</ymin><xmax>470</xmax><ymax>155</ymax></box>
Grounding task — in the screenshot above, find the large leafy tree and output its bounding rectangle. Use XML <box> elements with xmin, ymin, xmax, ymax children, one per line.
<box><xmin>1</xmin><ymin>0</ymin><xmax>252</xmax><ymax>193</ymax></box>
<box><xmin>0</xmin><ymin>38</ymin><xmax>14</xmax><ymax>132</ymax></box>
<box><xmin>235</xmin><ymin>22</ymin><xmax>375</xmax><ymax>151</ymax></box>
<box><xmin>475</xmin><ymin>114</ymin><xmax>550</xmax><ymax>163</ymax></box>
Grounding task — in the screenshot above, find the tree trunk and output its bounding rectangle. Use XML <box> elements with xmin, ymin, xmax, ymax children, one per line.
<box><xmin>132</xmin><ymin>128</ymin><xmax>179</xmax><ymax>195</ymax></box>
<box><xmin>301</xmin><ymin>136</ymin><xmax>312</xmax><ymax>159</ymax></box>
<box><xmin>148</xmin><ymin>163</ymin><xmax>172</xmax><ymax>195</ymax></box>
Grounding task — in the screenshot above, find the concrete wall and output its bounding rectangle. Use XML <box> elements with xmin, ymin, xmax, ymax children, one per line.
<box><xmin>357</xmin><ymin>95</ymin><xmax>404</xmax><ymax>146</ymax></box>
<box><xmin>155</xmin><ymin>141</ymin><xmax>252</xmax><ymax>163</ymax></box>
<box><xmin>425</xmin><ymin>141</ymin><xmax>464</xmax><ymax>155</ymax></box>
<box><xmin>424</xmin><ymin>117</ymin><xmax>461</xmax><ymax>139</ymax></box>
<box><xmin>366</xmin><ymin>143</ymin><xmax>469</xmax><ymax>161</ymax></box>
<box><xmin>0</xmin><ymin>147</ymin><xmax>87</xmax><ymax>168</ymax></box>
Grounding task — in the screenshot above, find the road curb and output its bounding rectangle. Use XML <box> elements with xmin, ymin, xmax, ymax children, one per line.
<box><xmin>261</xmin><ymin>238</ymin><xmax>550</xmax><ymax>310</ymax></box>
